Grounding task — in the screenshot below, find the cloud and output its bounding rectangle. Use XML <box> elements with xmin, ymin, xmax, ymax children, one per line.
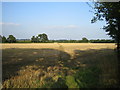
<box><xmin>65</xmin><ymin>25</ymin><xmax>79</xmax><ymax>29</ymax></box>
<box><xmin>43</xmin><ymin>25</ymin><xmax>79</xmax><ymax>29</ymax></box>
<box><xmin>0</xmin><ymin>22</ymin><xmax>20</xmax><ymax>26</ymax></box>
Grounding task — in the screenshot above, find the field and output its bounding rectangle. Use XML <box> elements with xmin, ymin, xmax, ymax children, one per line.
<box><xmin>1</xmin><ymin>43</ymin><xmax>119</xmax><ymax>88</ymax></box>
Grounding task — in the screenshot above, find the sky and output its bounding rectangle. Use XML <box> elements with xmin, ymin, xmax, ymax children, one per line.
<box><xmin>1</xmin><ymin>2</ymin><xmax>111</xmax><ymax>40</ymax></box>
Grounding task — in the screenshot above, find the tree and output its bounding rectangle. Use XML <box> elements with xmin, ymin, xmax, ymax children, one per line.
<box><xmin>82</xmin><ymin>37</ymin><xmax>88</xmax><ymax>43</ymax></box>
<box><xmin>7</xmin><ymin>35</ymin><xmax>16</xmax><ymax>43</ymax></box>
<box><xmin>41</xmin><ymin>33</ymin><xmax>48</xmax><ymax>42</ymax></box>
<box><xmin>31</xmin><ymin>36</ymin><xmax>36</xmax><ymax>43</ymax></box>
<box><xmin>37</xmin><ymin>34</ymin><xmax>42</xmax><ymax>42</ymax></box>
<box><xmin>91</xmin><ymin>2</ymin><xmax>120</xmax><ymax>51</ymax></box>
<box><xmin>31</xmin><ymin>33</ymin><xmax>48</xmax><ymax>43</ymax></box>
<box><xmin>0</xmin><ymin>35</ymin><xmax>2</xmax><ymax>43</ymax></box>
<box><xmin>91</xmin><ymin>2</ymin><xmax>120</xmax><ymax>87</ymax></box>
<box><xmin>38</xmin><ymin>33</ymin><xmax>48</xmax><ymax>42</ymax></box>
<box><xmin>2</xmin><ymin>36</ymin><xmax>7</xmax><ymax>43</ymax></box>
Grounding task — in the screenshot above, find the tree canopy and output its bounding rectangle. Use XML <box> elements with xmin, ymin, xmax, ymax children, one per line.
<box><xmin>0</xmin><ymin>35</ymin><xmax>2</xmax><ymax>43</ymax></box>
<box><xmin>92</xmin><ymin>2</ymin><xmax>120</xmax><ymax>50</ymax></box>
<box><xmin>2</xmin><ymin>36</ymin><xmax>7</xmax><ymax>43</ymax></box>
<box><xmin>82</xmin><ymin>37</ymin><xmax>89</xmax><ymax>43</ymax></box>
<box><xmin>31</xmin><ymin>33</ymin><xmax>49</xmax><ymax>43</ymax></box>
<box><xmin>7</xmin><ymin>35</ymin><xmax>16</xmax><ymax>43</ymax></box>
<box><xmin>91</xmin><ymin>2</ymin><xmax>120</xmax><ymax>86</ymax></box>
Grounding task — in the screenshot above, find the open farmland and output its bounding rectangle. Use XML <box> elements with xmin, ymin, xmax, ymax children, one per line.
<box><xmin>2</xmin><ymin>43</ymin><xmax>115</xmax><ymax>58</ymax></box>
<box><xmin>1</xmin><ymin>43</ymin><xmax>119</xmax><ymax>88</ymax></box>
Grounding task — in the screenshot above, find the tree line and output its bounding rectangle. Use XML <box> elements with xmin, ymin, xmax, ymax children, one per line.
<box><xmin>0</xmin><ymin>34</ymin><xmax>115</xmax><ymax>43</ymax></box>
<box><xmin>0</xmin><ymin>35</ymin><xmax>17</xmax><ymax>43</ymax></box>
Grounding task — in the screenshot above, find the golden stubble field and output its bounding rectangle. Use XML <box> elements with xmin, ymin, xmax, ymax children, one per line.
<box><xmin>2</xmin><ymin>43</ymin><xmax>115</xmax><ymax>49</ymax></box>
<box><xmin>1</xmin><ymin>43</ymin><xmax>116</xmax><ymax>57</ymax></box>
<box><xmin>1</xmin><ymin>43</ymin><xmax>119</xmax><ymax>88</ymax></box>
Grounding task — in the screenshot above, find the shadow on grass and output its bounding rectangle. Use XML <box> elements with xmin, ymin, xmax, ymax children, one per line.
<box><xmin>2</xmin><ymin>48</ymin><xmax>119</xmax><ymax>88</ymax></box>
<box><xmin>73</xmin><ymin>49</ymin><xmax>118</xmax><ymax>88</ymax></box>
<box><xmin>2</xmin><ymin>48</ymin><xmax>71</xmax><ymax>81</ymax></box>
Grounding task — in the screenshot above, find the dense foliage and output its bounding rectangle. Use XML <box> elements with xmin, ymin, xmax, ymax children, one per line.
<box><xmin>2</xmin><ymin>36</ymin><xmax>7</xmax><ymax>43</ymax></box>
<box><xmin>0</xmin><ymin>34</ymin><xmax>115</xmax><ymax>43</ymax></box>
<box><xmin>92</xmin><ymin>2</ymin><xmax>120</xmax><ymax>50</ymax></box>
<box><xmin>0</xmin><ymin>35</ymin><xmax>16</xmax><ymax>43</ymax></box>
<box><xmin>7</xmin><ymin>35</ymin><xmax>17</xmax><ymax>43</ymax></box>
<box><xmin>92</xmin><ymin>2</ymin><xmax>120</xmax><ymax>87</ymax></box>
<box><xmin>31</xmin><ymin>33</ymin><xmax>48</xmax><ymax>43</ymax></box>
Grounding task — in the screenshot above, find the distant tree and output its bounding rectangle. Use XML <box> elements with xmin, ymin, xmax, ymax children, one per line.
<box><xmin>37</xmin><ymin>34</ymin><xmax>42</xmax><ymax>42</ymax></box>
<box><xmin>38</xmin><ymin>33</ymin><xmax>48</xmax><ymax>42</ymax></box>
<box><xmin>0</xmin><ymin>35</ymin><xmax>2</xmax><ymax>43</ymax></box>
<box><xmin>31</xmin><ymin>36</ymin><xmax>36</xmax><ymax>43</ymax></box>
<box><xmin>82</xmin><ymin>37</ymin><xmax>88</xmax><ymax>43</ymax></box>
<box><xmin>7</xmin><ymin>35</ymin><xmax>16</xmax><ymax>43</ymax></box>
<box><xmin>36</xmin><ymin>36</ymin><xmax>39</xmax><ymax>43</ymax></box>
<box><xmin>42</xmin><ymin>33</ymin><xmax>48</xmax><ymax>42</ymax></box>
<box><xmin>2</xmin><ymin>36</ymin><xmax>7</xmax><ymax>43</ymax></box>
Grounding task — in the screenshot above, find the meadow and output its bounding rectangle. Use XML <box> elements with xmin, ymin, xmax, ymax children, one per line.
<box><xmin>1</xmin><ymin>43</ymin><xmax>119</xmax><ymax>88</ymax></box>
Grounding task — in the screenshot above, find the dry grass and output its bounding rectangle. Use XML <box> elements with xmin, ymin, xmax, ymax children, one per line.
<box><xmin>1</xmin><ymin>43</ymin><xmax>118</xmax><ymax>88</ymax></box>
<box><xmin>1</xmin><ymin>43</ymin><xmax>116</xmax><ymax>57</ymax></box>
<box><xmin>1</xmin><ymin>43</ymin><xmax>115</xmax><ymax>49</ymax></box>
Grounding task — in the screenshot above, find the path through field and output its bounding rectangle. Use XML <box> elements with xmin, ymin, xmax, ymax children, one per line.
<box><xmin>1</xmin><ymin>43</ymin><xmax>119</xmax><ymax>88</ymax></box>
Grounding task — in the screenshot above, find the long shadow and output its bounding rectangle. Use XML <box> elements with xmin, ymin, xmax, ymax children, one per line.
<box><xmin>73</xmin><ymin>49</ymin><xmax>118</xmax><ymax>88</ymax></box>
<box><xmin>61</xmin><ymin>48</ymin><xmax>118</xmax><ymax>70</ymax></box>
<box><xmin>117</xmin><ymin>50</ymin><xmax>120</xmax><ymax>87</ymax></box>
<box><xmin>55</xmin><ymin>48</ymin><xmax>118</xmax><ymax>87</ymax></box>
<box><xmin>2</xmin><ymin>48</ymin><xmax>71</xmax><ymax>81</ymax></box>
<box><xmin>2</xmin><ymin>48</ymin><xmax>119</xmax><ymax>88</ymax></box>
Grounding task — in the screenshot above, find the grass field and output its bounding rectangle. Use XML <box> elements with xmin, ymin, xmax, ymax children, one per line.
<box><xmin>1</xmin><ymin>43</ymin><xmax>119</xmax><ymax>88</ymax></box>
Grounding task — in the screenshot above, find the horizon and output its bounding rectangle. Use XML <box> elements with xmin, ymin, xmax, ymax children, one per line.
<box><xmin>1</xmin><ymin>33</ymin><xmax>114</xmax><ymax>40</ymax></box>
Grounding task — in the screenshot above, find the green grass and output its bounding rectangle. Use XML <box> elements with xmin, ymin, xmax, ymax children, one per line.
<box><xmin>2</xmin><ymin>48</ymin><xmax>119</xmax><ymax>88</ymax></box>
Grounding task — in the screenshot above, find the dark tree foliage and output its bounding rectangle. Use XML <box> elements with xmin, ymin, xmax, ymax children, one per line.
<box><xmin>92</xmin><ymin>2</ymin><xmax>120</xmax><ymax>87</ymax></box>
<box><xmin>0</xmin><ymin>35</ymin><xmax>2</xmax><ymax>43</ymax></box>
<box><xmin>38</xmin><ymin>33</ymin><xmax>48</xmax><ymax>42</ymax></box>
<box><xmin>7</xmin><ymin>35</ymin><xmax>16</xmax><ymax>43</ymax></box>
<box><xmin>92</xmin><ymin>2</ymin><xmax>120</xmax><ymax>51</ymax></box>
<box><xmin>2</xmin><ymin>36</ymin><xmax>7</xmax><ymax>43</ymax></box>
<box><xmin>31</xmin><ymin>36</ymin><xmax>36</xmax><ymax>43</ymax></box>
<box><xmin>31</xmin><ymin>33</ymin><xmax>49</xmax><ymax>43</ymax></box>
<box><xmin>89</xmin><ymin>39</ymin><xmax>114</xmax><ymax>43</ymax></box>
<box><xmin>82</xmin><ymin>37</ymin><xmax>89</xmax><ymax>43</ymax></box>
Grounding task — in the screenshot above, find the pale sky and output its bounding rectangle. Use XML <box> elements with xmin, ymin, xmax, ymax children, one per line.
<box><xmin>1</xmin><ymin>2</ymin><xmax>111</xmax><ymax>40</ymax></box>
